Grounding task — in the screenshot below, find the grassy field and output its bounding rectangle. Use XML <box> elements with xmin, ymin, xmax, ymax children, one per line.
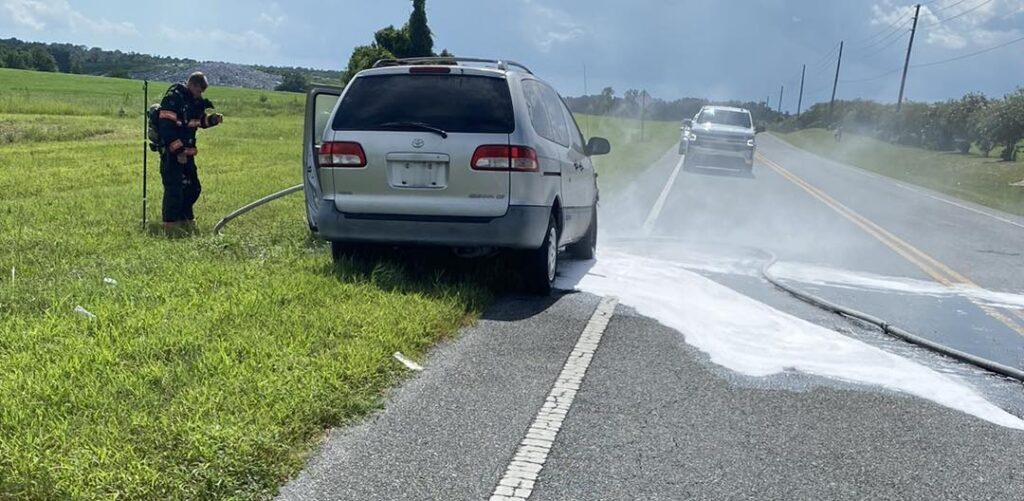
<box><xmin>0</xmin><ymin>68</ymin><xmax>495</xmax><ymax>500</ymax></box>
<box><xmin>0</xmin><ymin>68</ymin><xmax>667</xmax><ymax>499</ymax></box>
<box><xmin>575</xmin><ymin>114</ymin><xmax>680</xmax><ymax>194</ymax></box>
<box><xmin>776</xmin><ymin>128</ymin><xmax>1024</xmax><ymax>217</ymax></box>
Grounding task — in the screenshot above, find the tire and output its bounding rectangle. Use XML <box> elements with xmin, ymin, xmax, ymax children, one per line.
<box><xmin>567</xmin><ymin>207</ymin><xmax>597</xmax><ymax>259</ymax></box>
<box><xmin>525</xmin><ymin>215</ymin><xmax>559</xmax><ymax>295</ymax></box>
<box><xmin>330</xmin><ymin>241</ymin><xmax>348</xmax><ymax>262</ymax></box>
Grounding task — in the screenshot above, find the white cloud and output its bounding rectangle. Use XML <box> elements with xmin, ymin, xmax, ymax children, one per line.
<box><xmin>870</xmin><ymin>0</ymin><xmax>1024</xmax><ymax>50</ymax></box>
<box><xmin>792</xmin><ymin>16</ymin><xmax>802</xmax><ymax>23</ymax></box>
<box><xmin>1</xmin><ymin>0</ymin><xmax>138</xmax><ymax>35</ymax></box>
<box><xmin>259</xmin><ymin>12</ymin><xmax>286</xmax><ymax>28</ymax></box>
<box><xmin>159</xmin><ymin>26</ymin><xmax>278</xmax><ymax>53</ymax></box>
<box><xmin>519</xmin><ymin>0</ymin><xmax>588</xmax><ymax>53</ymax></box>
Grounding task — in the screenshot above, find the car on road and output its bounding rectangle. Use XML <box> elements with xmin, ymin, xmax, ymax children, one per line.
<box><xmin>301</xmin><ymin>57</ymin><xmax>611</xmax><ymax>294</ymax></box>
<box><xmin>679</xmin><ymin>105</ymin><xmax>764</xmax><ymax>170</ymax></box>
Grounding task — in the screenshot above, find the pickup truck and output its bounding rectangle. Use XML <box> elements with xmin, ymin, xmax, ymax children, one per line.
<box><xmin>679</xmin><ymin>105</ymin><xmax>764</xmax><ymax>171</ymax></box>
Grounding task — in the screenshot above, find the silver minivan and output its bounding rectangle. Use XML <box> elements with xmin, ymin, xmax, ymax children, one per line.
<box><xmin>302</xmin><ymin>58</ymin><xmax>610</xmax><ymax>293</ymax></box>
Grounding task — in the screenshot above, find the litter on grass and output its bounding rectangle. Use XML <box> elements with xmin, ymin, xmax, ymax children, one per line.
<box><xmin>393</xmin><ymin>351</ymin><xmax>424</xmax><ymax>371</ymax></box>
<box><xmin>103</xmin><ymin>277</ymin><xmax>118</xmax><ymax>286</ymax></box>
<box><xmin>73</xmin><ymin>305</ymin><xmax>97</xmax><ymax>320</ymax></box>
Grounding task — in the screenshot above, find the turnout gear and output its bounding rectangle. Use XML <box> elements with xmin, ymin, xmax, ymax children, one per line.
<box><xmin>156</xmin><ymin>82</ymin><xmax>221</xmax><ymax>224</ymax></box>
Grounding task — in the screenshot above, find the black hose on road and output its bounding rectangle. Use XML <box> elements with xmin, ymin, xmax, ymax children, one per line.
<box><xmin>760</xmin><ymin>253</ymin><xmax>1024</xmax><ymax>383</ymax></box>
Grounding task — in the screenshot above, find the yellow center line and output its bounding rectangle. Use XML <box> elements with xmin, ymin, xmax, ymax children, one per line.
<box><xmin>756</xmin><ymin>152</ymin><xmax>1024</xmax><ymax>338</ymax></box>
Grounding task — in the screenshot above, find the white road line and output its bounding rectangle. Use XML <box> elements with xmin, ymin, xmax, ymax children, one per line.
<box><xmin>490</xmin><ymin>296</ymin><xmax>618</xmax><ymax>501</ymax></box>
<box><xmin>883</xmin><ymin>180</ymin><xmax>1024</xmax><ymax>230</ymax></box>
<box><xmin>641</xmin><ymin>155</ymin><xmax>685</xmax><ymax>235</ymax></box>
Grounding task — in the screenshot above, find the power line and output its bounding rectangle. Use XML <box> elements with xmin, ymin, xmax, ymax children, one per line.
<box><xmin>840</xmin><ymin>67</ymin><xmax>903</xmax><ymax>84</ymax></box>
<box><xmin>923</xmin><ymin>0</ymin><xmax>994</xmax><ymax>26</ymax></box>
<box><xmin>836</xmin><ymin>33</ymin><xmax>1024</xmax><ymax>83</ymax></box>
<box><xmin>912</xmin><ymin>34</ymin><xmax>1024</xmax><ymax>68</ymax></box>
<box><xmin>856</xmin><ymin>11</ymin><xmax>911</xmax><ymax>44</ymax></box>
<box><xmin>811</xmin><ymin>43</ymin><xmax>841</xmax><ymax>68</ymax></box>
<box><xmin>930</xmin><ymin>0</ymin><xmax>972</xmax><ymax>13</ymax></box>
<box><xmin>859</xmin><ymin>31</ymin><xmax>911</xmax><ymax>59</ymax></box>
<box><xmin>859</xmin><ymin>17</ymin><xmax>913</xmax><ymax>50</ymax></box>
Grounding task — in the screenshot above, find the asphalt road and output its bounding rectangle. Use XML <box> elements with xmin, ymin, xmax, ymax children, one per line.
<box><xmin>640</xmin><ymin>134</ymin><xmax>1024</xmax><ymax>370</ymax></box>
<box><xmin>278</xmin><ymin>136</ymin><xmax>1024</xmax><ymax>500</ymax></box>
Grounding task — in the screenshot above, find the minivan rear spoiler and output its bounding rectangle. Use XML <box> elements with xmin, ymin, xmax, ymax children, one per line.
<box><xmin>373</xmin><ymin>57</ymin><xmax>534</xmax><ymax>75</ymax></box>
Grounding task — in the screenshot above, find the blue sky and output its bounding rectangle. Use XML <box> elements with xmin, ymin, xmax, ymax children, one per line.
<box><xmin>2</xmin><ymin>0</ymin><xmax>1022</xmax><ymax>110</ymax></box>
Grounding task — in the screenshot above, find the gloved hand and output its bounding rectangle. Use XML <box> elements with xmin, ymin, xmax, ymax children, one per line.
<box><xmin>207</xmin><ymin>113</ymin><xmax>224</xmax><ymax>127</ymax></box>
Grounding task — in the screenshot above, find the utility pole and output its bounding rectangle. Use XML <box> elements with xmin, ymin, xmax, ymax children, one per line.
<box><xmin>897</xmin><ymin>4</ymin><xmax>921</xmax><ymax>112</ymax></box>
<box><xmin>640</xmin><ymin>90</ymin><xmax>647</xmax><ymax>142</ymax></box>
<box><xmin>829</xmin><ymin>40</ymin><xmax>844</xmax><ymax>121</ymax></box>
<box><xmin>582</xmin><ymin>63</ymin><xmax>590</xmax><ymax>137</ymax></box>
<box><xmin>778</xmin><ymin>85</ymin><xmax>785</xmax><ymax>114</ymax></box>
<box><xmin>796</xmin><ymin>64</ymin><xmax>806</xmax><ymax>117</ymax></box>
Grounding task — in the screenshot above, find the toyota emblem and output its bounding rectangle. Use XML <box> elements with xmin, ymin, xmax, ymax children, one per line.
<box><xmin>412</xmin><ymin>138</ymin><xmax>425</xmax><ymax>149</ymax></box>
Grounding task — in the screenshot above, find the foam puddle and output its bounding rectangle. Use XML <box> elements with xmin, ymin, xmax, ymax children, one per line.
<box><xmin>556</xmin><ymin>249</ymin><xmax>1024</xmax><ymax>430</ymax></box>
<box><xmin>771</xmin><ymin>262</ymin><xmax>1024</xmax><ymax>311</ymax></box>
<box><xmin>611</xmin><ymin>243</ymin><xmax>1024</xmax><ymax>312</ymax></box>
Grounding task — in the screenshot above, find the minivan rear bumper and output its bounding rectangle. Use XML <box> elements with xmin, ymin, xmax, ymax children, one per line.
<box><xmin>316</xmin><ymin>200</ymin><xmax>549</xmax><ymax>249</ymax></box>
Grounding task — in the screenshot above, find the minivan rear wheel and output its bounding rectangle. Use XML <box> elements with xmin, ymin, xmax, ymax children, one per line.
<box><xmin>330</xmin><ymin>241</ymin><xmax>348</xmax><ymax>262</ymax></box>
<box><xmin>567</xmin><ymin>207</ymin><xmax>597</xmax><ymax>259</ymax></box>
<box><xmin>525</xmin><ymin>215</ymin><xmax>559</xmax><ymax>295</ymax></box>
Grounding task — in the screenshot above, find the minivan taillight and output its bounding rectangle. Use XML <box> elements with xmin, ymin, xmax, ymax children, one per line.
<box><xmin>318</xmin><ymin>142</ymin><xmax>367</xmax><ymax>167</ymax></box>
<box><xmin>471</xmin><ymin>145</ymin><xmax>539</xmax><ymax>172</ymax></box>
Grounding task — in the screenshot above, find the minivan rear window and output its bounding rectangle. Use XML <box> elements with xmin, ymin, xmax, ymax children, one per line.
<box><xmin>332</xmin><ymin>74</ymin><xmax>515</xmax><ymax>134</ymax></box>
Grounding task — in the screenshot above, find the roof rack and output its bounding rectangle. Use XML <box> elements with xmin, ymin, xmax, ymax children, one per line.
<box><xmin>372</xmin><ymin>57</ymin><xmax>533</xmax><ymax>75</ymax></box>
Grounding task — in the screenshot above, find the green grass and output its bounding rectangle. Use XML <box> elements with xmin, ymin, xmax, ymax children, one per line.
<box><xmin>0</xmin><ymin>68</ymin><xmax>668</xmax><ymax>499</ymax></box>
<box><xmin>776</xmin><ymin>128</ymin><xmax>1024</xmax><ymax>217</ymax></box>
<box><xmin>0</xmin><ymin>68</ymin><xmax>492</xmax><ymax>500</ymax></box>
<box><xmin>574</xmin><ymin>114</ymin><xmax>680</xmax><ymax>194</ymax></box>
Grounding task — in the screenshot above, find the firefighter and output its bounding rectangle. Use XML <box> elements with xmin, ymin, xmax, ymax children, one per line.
<box><xmin>157</xmin><ymin>72</ymin><xmax>223</xmax><ymax>231</ymax></box>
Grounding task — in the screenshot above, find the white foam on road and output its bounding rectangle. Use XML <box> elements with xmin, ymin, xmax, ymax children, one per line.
<box><xmin>556</xmin><ymin>250</ymin><xmax>1024</xmax><ymax>430</ymax></box>
<box><xmin>772</xmin><ymin>262</ymin><xmax>1024</xmax><ymax>310</ymax></box>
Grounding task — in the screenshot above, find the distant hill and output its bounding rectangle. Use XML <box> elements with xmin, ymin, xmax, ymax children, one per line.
<box><xmin>0</xmin><ymin>38</ymin><xmax>342</xmax><ymax>90</ymax></box>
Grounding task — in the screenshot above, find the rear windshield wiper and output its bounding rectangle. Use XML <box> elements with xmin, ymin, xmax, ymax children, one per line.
<box><xmin>375</xmin><ymin>121</ymin><xmax>449</xmax><ymax>139</ymax></box>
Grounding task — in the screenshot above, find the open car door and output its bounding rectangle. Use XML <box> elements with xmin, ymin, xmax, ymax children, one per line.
<box><xmin>303</xmin><ymin>86</ymin><xmax>344</xmax><ymax>232</ymax></box>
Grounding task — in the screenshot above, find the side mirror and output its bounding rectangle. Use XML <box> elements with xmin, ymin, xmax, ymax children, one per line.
<box><xmin>755</xmin><ymin>125</ymin><xmax>766</xmax><ymax>134</ymax></box>
<box><xmin>585</xmin><ymin>137</ymin><xmax>611</xmax><ymax>156</ymax></box>
<box><xmin>682</xmin><ymin>119</ymin><xmax>693</xmax><ymax>128</ymax></box>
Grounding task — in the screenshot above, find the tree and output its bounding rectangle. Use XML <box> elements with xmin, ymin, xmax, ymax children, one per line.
<box><xmin>341</xmin><ymin>45</ymin><xmax>394</xmax><ymax>84</ymax></box>
<box><xmin>407</xmin><ymin>0</ymin><xmax>433</xmax><ymax>57</ymax></box>
<box><xmin>49</xmin><ymin>45</ymin><xmax>81</xmax><ymax>73</ymax></box>
<box><xmin>947</xmin><ymin>93</ymin><xmax>990</xmax><ymax>153</ymax></box>
<box><xmin>3</xmin><ymin>49</ymin><xmax>29</xmax><ymax>69</ymax></box>
<box><xmin>598</xmin><ymin>87</ymin><xmax>615</xmax><ymax>115</ymax></box>
<box><xmin>374</xmin><ymin>25</ymin><xmax>411</xmax><ymax>58</ymax></box>
<box><xmin>987</xmin><ymin>89</ymin><xmax>1024</xmax><ymax>161</ymax></box>
<box><xmin>275</xmin><ymin>71</ymin><xmax>309</xmax><ymax>93</ymax></box>
<box><xmin>341</xmin><ymin>0</ymin><xmax>440</xmax><ymax>85</ymax></box>
<box><xmin>28</xmin><ymin>46</ymin><xmax>57</xmax><ymax>72</ymax></box>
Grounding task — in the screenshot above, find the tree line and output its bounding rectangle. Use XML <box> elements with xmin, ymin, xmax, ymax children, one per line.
<box><xmin>0</xmin><ymin>37</ymin><xmax>341</xmax><ymax>91</ymax></box>
<box><xmin>779</xmin><ymin>89</ymin><xmax>1024</xmax><ymax>161</ymax></box>
<box><xmin>564</xmin><ymin>87</ymin><xmax>786</xmax><ymax>126</ymax></box>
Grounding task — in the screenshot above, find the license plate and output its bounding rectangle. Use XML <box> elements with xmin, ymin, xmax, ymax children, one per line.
<box><xmin>389</xmin><ymin>161</ymin><xmax>448</xmax><ymax>189</ymax></box>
